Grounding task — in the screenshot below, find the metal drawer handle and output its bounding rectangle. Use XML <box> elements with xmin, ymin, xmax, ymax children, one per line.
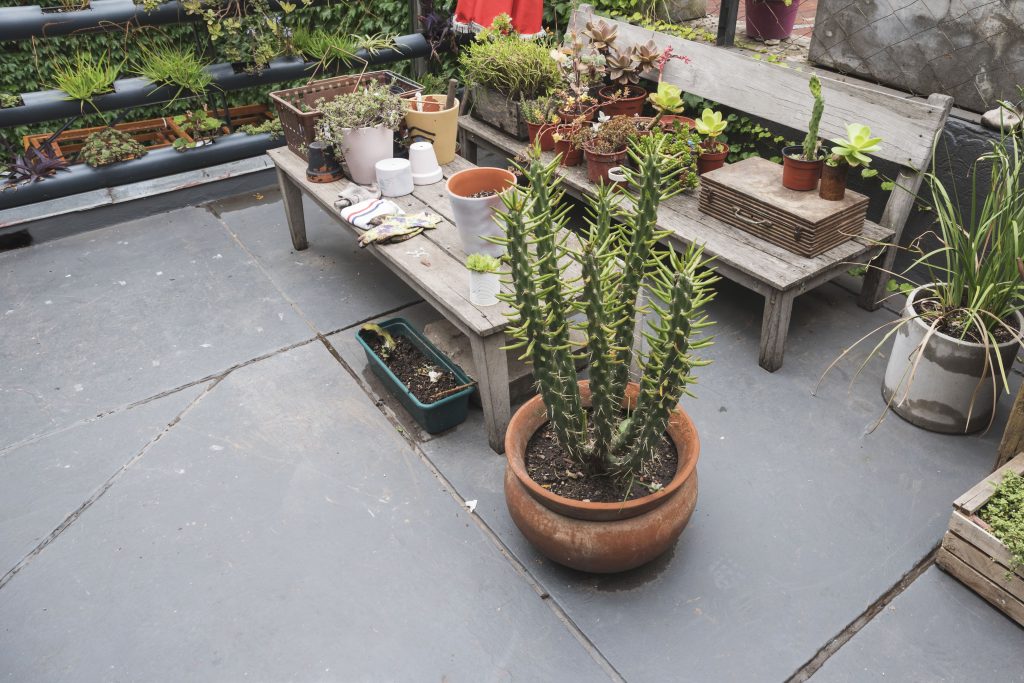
<box><xmin>733</xmin><ymin>207</ymin><xmax>770</xmax><ymax>227</ymax></box>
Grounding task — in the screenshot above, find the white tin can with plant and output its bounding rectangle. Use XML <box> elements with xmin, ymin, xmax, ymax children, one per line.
<box><xmin>466</xmin><ymin>253</ymin><xmax>501</xmax><ymax>307</ymax></box>
<box><xmin>315</xmin><ymin>82</ymin><xmax>404</xmax><ymax>186</ymax></box>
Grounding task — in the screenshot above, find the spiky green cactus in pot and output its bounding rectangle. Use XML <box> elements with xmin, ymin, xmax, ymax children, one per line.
<box><xmin>802</xmin><ymin>74</ymin><xmax>825</xmax><ymax>160</ymax></box>
<box><xmin>494</xmin><ymin>137</ymin><xmax>717</xmax><ymax>481</ymax></box>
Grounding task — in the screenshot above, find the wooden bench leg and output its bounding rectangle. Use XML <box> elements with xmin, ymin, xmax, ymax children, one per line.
<box><xmin>759</xmin><ymin>289</ymin><xmax>796</xmax><ymax>372</ymax></box>
<box><xmin>276</xmin><ymin>166</ymin><xmax>308</xmax><ymax>251</ymax></box>
<box><xmin>470</xmin><ymin>333</ymin><xmax>511</xmax><ymax>453</ymax></box>
<box><xmin>460</xmin><ymin>130</ymin><xmax>479</xmax><ymax>164</ymax></box>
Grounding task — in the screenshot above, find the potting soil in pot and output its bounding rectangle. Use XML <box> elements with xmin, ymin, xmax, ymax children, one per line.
<box><xmin>914</xmin><ymin>297</ymin><xmax>1018</xmax><ymax>344</ymax></box>
<box><xmin>525</xmin><ymin>418</ymin><xmax>678</xmax><ymax>502</ymax></box>
<box><xmin>367</xmin><ymin>334</ymin><xmax>461</xmax><ymax>404</ymax></box>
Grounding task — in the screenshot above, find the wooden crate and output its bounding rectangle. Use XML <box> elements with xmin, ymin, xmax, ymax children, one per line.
<box><xmin>698</xmin><ymin>157</ymin><xmax>869</xmax><ymax>258</ymax></box>
<box><xmin>23</xmin><ymin>117</ymin><xmax>189</xmax><ymax>163</ymax></box>
<box><xmin>208</xmin><ymin>103</ymin><xmax>274</xmax><ymax>135</ymax></box>
<box><xmin>936</xmin><ymin>452</ymin><xmax>1024</xmax><ymax>627</ymax></box>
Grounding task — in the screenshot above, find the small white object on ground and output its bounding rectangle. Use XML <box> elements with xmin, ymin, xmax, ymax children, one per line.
<box><xmin>981</xmin><ymin>106</ymin><xmax>1022</xmax><ymax>132</ymax></box>
<box><xmin>464</xmin><ymin>499</ymin><xmax>477</xmax><ymax>513</ymax></box>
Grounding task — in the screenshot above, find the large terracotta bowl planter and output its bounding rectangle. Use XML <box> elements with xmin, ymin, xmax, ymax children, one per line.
<box><xmin>504</xmin><ymin>380</ymin><xmax>700</xmax><ymax>573</ymax></box>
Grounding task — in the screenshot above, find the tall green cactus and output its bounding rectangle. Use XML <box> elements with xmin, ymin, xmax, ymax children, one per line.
<box><xmin>498</xmin><ymin>138</ymin><xmax>717</xmax><ymax>480</ymax></box>
<box><xmin>802</xmin><ymin>75</ymin><xmax>825</xmax><ymax>160</ymax></box>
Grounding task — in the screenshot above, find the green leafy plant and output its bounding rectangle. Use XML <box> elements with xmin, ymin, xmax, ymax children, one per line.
<box><xmin>460</xmin><ymin>32</ymin><xmax>560</xmax><ymax>101</ymax></box>
<box><xmin>521</xmin><ymin>96</ymin><xmax>560</xmax><ymax>125</ymax></box>
<box><xmin>465</xmin><ymin>253</ymin><xmax>501</xmax><ymax>273</ymax></box>
<box><xmin>353</xmin><ymin>33</ymin><xmax>400</xmax><ymax>56</ymax></box>
<box><xmin>238</xmin><ymin>117</ymin><xmax>283</xmax><ymax>140</ymax></box>
<box><xmin>0</xmin><ymin>94</ymin><xmax>22</xmax><ymax>109</ymax></box>
<box><xmin>79</xmin><ymin>127</ymin><xmax>147</xmax><ymax>167</ymax></box>
<box><xmin>51</xmin><ymin>52</ymin><xmax>120</xmax><ymax>110</ymax></box>
<box><xmin>494</xmin><ymin>138</ymin><xmax>716</xmax><ymax>483</ymax></box>
<box><xmin>575</xmin><ymin>114</ymin><xmax>641</xmax><ymax>154</ymax></box>
<box><xmin>827</xmin><ymin>123</ymin><xmax>882</xmax><ymax>177</ymax></box>
<box><xmin>292</xmin><ymin>28</ymin><xmax>361</xmax><ymax>72</ymax></box>
<box><xmin>798</xmin><ymin>74</ymin><xmax>825</xmax><ymax>160</ymax></box>
<box><xmin>695</xmin><ymin>108</ymin><xmax>728</xmax><ymax>153</ymax></box>
<box><xmin>315</xmin><ymin>81</ymin><xmax>405</xmax><ymax>137</ymax></box>
<box><xmin>980</xmin><ymin>470</ymin><xmax>1024</xmax><ymax>573</ymax></box>
<box><xmin>638</xmin><ymin>121</ymin><xmax>700</xmax><ymax>190</ymax></box>
<box><xmin>3</xmin><ymin>147</ymin><xmax>70</xmax><ymax>186</ymax></box>
<box><xmin>135</xmin><ymin>45</ymin><xmax>214</xmax><ymax>102</ymax></box>
<box><xmin>648</xmin><ymin>82</ymin><xmax>685</xmax><ymax>129</ymax></box>
<box><xmin>171</xmin><ymin>110</ymin><xmax>223</xmax><ymax>150</ymax></box>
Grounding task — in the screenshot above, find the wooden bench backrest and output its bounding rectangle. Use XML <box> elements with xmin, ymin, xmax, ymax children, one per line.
<box><xmin>570</xmin><ymin>6</ymin><xmax>953</xmax><ymax>173</ymax></box>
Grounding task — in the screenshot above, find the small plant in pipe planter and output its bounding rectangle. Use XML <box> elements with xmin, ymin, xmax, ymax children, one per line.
<box><xmin>135</xmin><ymin>45</ymin><xmax>214</xmax><ymax>105</ymax></box>
<box><xmin>51</xmin><ymin>51</ymin><xmax>120</xmax><ymax>113</ymax></box>
<box><xmin>820</xmin><ymin>123</ymin><xmax>882</xmax><ymax>201</ymax></box>
<box><xmin>521</xmin><ymin>96</ymin><xmax>560</xmax><ymax>151</ymax></box>
<box><xmin>694</xmin><ymin>108</ymin><xmax>729</xmax><ymax>175</ymax></box>
<box><xmin>171</xmin><ymin>111</ymin><xmax>223</xmax><ymax>151</ymax></box>
<box><xmin>80</xmin><ymin>128</ymin><xmax>148</xmax><ymax>167</ymax></box>
<box><xmin>0</xmin><ymin>93</ymin><xmax>23</xmax><ymax>109</ymax></box>
<box><xmin>3</xmin><ymin>147</ymin><xmax>69</xmax><ymax>188</ymax></box>
<box><xmin>818</xmin><ymin>130</ymin><xmax>1024</xmax><ymax>434</ymax></box>
<box><xmin>782</xmin><ymin>74</ymin><xmax>826</xmax><ymax>191</ymax></box>
<box><xmin>466</xmin><ymin>253</ymin><xmax>502</xmax><ymax>307</ymax></box>
<box><xmin>495</xmin><ymin>139</ymin><xmax>717</xmax><ymax>573</ymax></box>
<box><xmin>315</xmin><ymin>82</ymin><xmax>405</xmax><ymax>185</ymax></box>
<box><xmin>577</xmin><ymin>114</ymin><xmax>644</xmax><ymax>185</ymax></box>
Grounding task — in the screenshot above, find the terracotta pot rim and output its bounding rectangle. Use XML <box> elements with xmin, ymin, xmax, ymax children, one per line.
<box><xmin>901</xmin><ymin>285</ymin><xmax>1024</xmax><ymax>350</ymax></box>
<box><xmin>445</xmin><ymin>167</ymin><xmax>517</xmax><ymax>199</ymax></box>
<box><xmin>699</xmin><ymin>142</ymin><xmax>729</xmax><ymax>159</ymax></box>
<box><xmin>782</xmin><ymin>145</ymin><xmax>825</xmax><ymax>164</ymax></box>
<box><xmin>583</xmin><ymin>145</ymin><xmax>628</xmax><ymax>158</ymax></box>
<box><xmin>505</xmin><ymin>380</ymin><xmax>700</xmax><ymax>516</ymax></box>
<box><xmin>598</xmin><ymin>84</ymin><xmax>648</xmax><ymax>102</ymax></box>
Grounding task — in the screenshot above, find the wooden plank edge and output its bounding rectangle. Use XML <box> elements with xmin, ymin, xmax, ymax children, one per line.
<box><xmin>936</xmin><ymin>546</ymin><xmax>1024</xmax><ymax>628</ymax></box>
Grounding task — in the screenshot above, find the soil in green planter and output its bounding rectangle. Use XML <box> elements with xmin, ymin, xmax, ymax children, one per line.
<box><xmin>979</xmin><ymin>470</ymin><xmax>1024</xmax><ymax>573</ymax></box>
<box><xmin>525</xmin><ymin>417</ymin><xmax>678</xmax><ymax>503</ymax></box>
<box><xmin>367</xmin><ymin>334</ymin><xmax>460</xmax><ymax>404</ymax></box>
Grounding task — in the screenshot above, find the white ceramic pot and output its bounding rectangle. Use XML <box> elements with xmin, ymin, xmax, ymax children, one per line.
<box><xmin>375</xmin><ymin>158</ymin><xmax>414</xmax><ymax>197</ymax></box>
<box><xmin>469</xmin><ymin>270</ymin><xmax>500</xmax><ymax>307</ymax></box>
<box><xmin>445</xmin><ymin>167</ymin><xmax>517</xmax><ymax>258</ymax></box>
<box><xmin>340</xmin><ymin>127</ymin><xmax>394</xmax><ymax>185</ymax></box>
<box><xmin>882</xmin><ymin>285</ymin><xmax>1023</xmax><ymax>433</ymax></box>
<box><xmin>408</xmin><ymin>141</ymin><xmax>443</xmax><ymax>185</ymax></box>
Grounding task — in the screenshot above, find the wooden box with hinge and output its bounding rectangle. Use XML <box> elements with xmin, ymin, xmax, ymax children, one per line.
<box><xmin>698</xmin><ymin>157</ymin><xmax>869</xmax><ymax>258</ymax></box>
<box><xmin>935</xmin><ymin>452</ymin><xmax>1024</xmax><ymax>627</ymax></box>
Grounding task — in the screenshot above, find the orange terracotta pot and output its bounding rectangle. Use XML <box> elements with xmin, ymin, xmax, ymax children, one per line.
<box><xmin>658</xmin><ymin>115</ymin><xmax>698</xmax><ymax>132</ymax></box>
<box><xmin>697</xmin><ymin>142</ymin><xmax>729</xmax><ymax>175</ymax></box>
<box><xmin>781</xmin><ymin>145</ymin><xmax>824</xmax><ymax>191</ymax></box>
<box><xmin>527</xmin><ymin>120</ymin><xmax>559</xmax><ymax>151</ymax></box>
<box><xmin>597</xmin><ymin>84</ymin><xmax>647</xmax><ymax>118</ymax></box>
<box><xmin>503</xmin><ymin>380</ymin><xmax>700</xmax><ymax>573</ymax></box>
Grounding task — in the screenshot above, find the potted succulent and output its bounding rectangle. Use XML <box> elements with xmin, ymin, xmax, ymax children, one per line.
<box><xmin>445</xmin><ymin>166</ymin><xmax>517</xmax><ymax>257</ymax></box>
<box><xmin>550</xmin><ymin>29</ymin><xmax>605</xmax><ymax>120</ymax></box>
<box><xmin>582</xmin><ymin>20</ymin><xmax>661</xmax><ymax>118</ymax></box>
<box><xmin>782</xmin><ymin>74</ymin><xmax>825</xmax><ymax>190</ymax></box>
<box><xmin>648</xmin><ymin>81</ymin><xmax>695</xmax><ymax>132</ymax></box>
<box><xmin>820</xmin><ymin>129</ymin><xmax>1024</xmax><ymax>433</ymax></box>
<box><xmin>466</xmin><ymin>253</ymin><xmax>502</xmax><ymax>306</ymax></box>
<box><xmin>315</xmin><ymin>81</ymin><xmax>405</xmax><ymax>185</ymax></box>
<box><xmin>551</xmin><ymin>125</ymin><xmax>584</xmax><ymax>167</ymax></box>
<box><xmin>80</xmin><ymin>127</ymin><xmax>147</xmax><ymax>167</ymax></box>
<box><xmin>745</xmin><ymin>0</ymin><xmax>800</xmax><ymax>41</ymax></box>
<box><xmin>644</xmin><ymin>120</ymin><xmax>700</xmax><ymax>191</ymax></box>
<box><xmin>495</xmin><ymin>139</ymin><xmax>716</xmax><ymax>573</ymax></box>
<box><xmin>171</xmin><ymin>110</ymin><xmax>222</xmax><ymax>151</ymax></box>
<box><xmin>521</xmin><ymin>96</ymin><xmax>560</xmax><ymax>151</ymax></box>
<box><xmin>820</xmin><ymin>123</ymin><xmax>882</xmax><ymax>200</ymax></box>
<box><xmin>578</xmin><ymin>114</ymin><xmax>643</xmax><ymax>184</ymax></box>
<box><xmin>694</xmin><ymin>108</ymin><xmax>729</xmax><ymax>175</ymax></box>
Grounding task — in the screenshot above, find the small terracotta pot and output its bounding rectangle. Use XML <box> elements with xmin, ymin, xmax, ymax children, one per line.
<box><xmin>697</xmin><ymin>142</ymin><xmax>729</xmax><ymax>175</ymax></box>
<box><xmin>553</xmin><ymin>126</ymin><xmax>582</xmax><ymax>166</ymax></box>
<box><xmin>659</xmin><ymin>115</ymin><xmax>698</xmax><ymax>132</ymax></box>
<box><xmin>819</xmin><ymin>162</ymin><xmax>848</xmax><ymax>200</ymax></box>
<box><xmin>781</xmin><ymin>145</ymin><xmax>824</xmax><ymax>191</ymax></box>
<box><xmin>504</xmin><ymin>380</ymin><xmax>700</xmax><ymax>573</ymax></box>
<box><xmin>597</xmin><ymin>85</ymin><xmax>648</xmax><ymax>118</ymax></box>
<box><xmin>527</xmin><ymin>120</ymin><xmax>559</xmax><ymax>151</ymax></box>
<box><xmin>584</xmin><ymin>146</ymin><xmax>628</xmax><ymax>184</ymax></box>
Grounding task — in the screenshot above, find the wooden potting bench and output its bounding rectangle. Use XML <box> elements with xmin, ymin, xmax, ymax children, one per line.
<box><xmin>461</xmin><ymin>5</ymin><xmax>953</xmax><ymax>371</ymax></box>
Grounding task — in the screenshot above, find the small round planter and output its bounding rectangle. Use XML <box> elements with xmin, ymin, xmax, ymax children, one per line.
<box><xmin>819</xmin><ymin>162</ymin><xmax>848</xmax><ymax>201</ymax></box>
<box><xmin>882</xmin><ymin>285</ymin><xmax>1023</xmax><ymax>434</ymax></box>
<box><xmin>781</xmin><ymin>145</ymin><xmax>823</xmax><ymax>191</ymax></box>
<box><xmin>697</xmin><ymin>142</ymin><xmax>729</xmax><ymax>175</ymax></box>
<box><xmin>445</xmin><ymin>167</ymin><xmax>517</xmax><ymax>258</ymax></box>
<box><xmin>469</xmin><ymin>270</ymin><xmax>500</xmax><ymax>306</ymax></box>
<box><xmin>597</xmin><ymin>85</ymin><xmax>647</xmax><ymax>118</ymax></box>
<box><xmin>745</xmin><ymin>0</ymin><xmax>799</xmax><ymax>40</ymax></box>
<box><xmin>504</xmin><ymin>380</ymin><xmax>700</xmax><ymax>573</ymax></box>
<box><xmin>584</xmin><ymin>146</ymin><xmax>628</xmax><ymax>184</ymax></box>
<box><xmin>340</xmin><ymin>126</ymin><xmax>395</xmax><ymax>185</ymax></box>
<box><xmin>527</xmin><ymin>120</ymin><xmax>559</xmax><ymax>151</ymax></box>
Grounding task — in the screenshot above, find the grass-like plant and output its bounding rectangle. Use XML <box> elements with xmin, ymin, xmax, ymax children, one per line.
<box><xmin>292</xmin><ymin>28</ymin><xmax>361</xmax><ymax>72</ymax></box>
<box><xmin>51</xmin><ymin>52</ymin><xmax>120</xmax><ymax>111</ymax></box>
<box><xmin>135</xmin><ymin>45</ymin><xmax>213</xmax><ymax>102</ymax></box>
<box><xmin>459</xmin><ymin>34</ymin><xmax>560</xmax><ymax>101</ymax></box>
<box><xmin>495</xmin><ymin>140</ymin><xmax>716</xmax><ymax>480</ymax></box>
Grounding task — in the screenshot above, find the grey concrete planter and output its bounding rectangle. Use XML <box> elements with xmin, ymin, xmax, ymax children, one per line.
<box><xmin>882</xmin><ymin>285</ymin><xmax>1023</xmax><ymax>433</ymax></box>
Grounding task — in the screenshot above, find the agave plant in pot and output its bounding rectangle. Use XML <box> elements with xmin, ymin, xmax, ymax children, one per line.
<box><xmin>782</xmin><ymin>74</ymin><xmax>826</xmax><ymax>190</ymax></box>
<box><xmin>819</xmin><ymin>131</ymin><xmax>1024</xmax><ymax>434</ymax></box>
<box><xmin>820</xmin><ymin>123</ymin><xmax>882</xmax><ymax>201</ymax></box>
<box><xmin>694</xmin><ymin>108</ymin><xmax>729</xmax><ymax>175</ymax></box>
<box><xmin>315</xmin><ymin>82</ymin><xmax>405</xmax><ymax>185</ymax></box>
<box><xmin>495</xmin><ymin>139</ymin><xmax>717</xmax><ymax>573</ymax></box>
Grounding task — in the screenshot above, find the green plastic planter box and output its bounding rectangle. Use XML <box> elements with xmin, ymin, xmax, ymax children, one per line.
<box><xmin>356</xmin><ymin>318</ymin><xmax>475</xmax><ymax>434</ymax></box>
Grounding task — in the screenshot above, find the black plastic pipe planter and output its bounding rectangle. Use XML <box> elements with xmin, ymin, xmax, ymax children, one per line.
<box><xmin>0</xmin><ymin>133</ymin><xmax>284</xmax><ymax>211</ymax></box>
<box><xmin>0</xmin><ymin>34</ymin><xmax>431</xmax><ymax>128</ymax></box>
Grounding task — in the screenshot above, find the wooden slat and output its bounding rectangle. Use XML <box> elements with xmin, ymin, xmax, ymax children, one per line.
<box><xmin>955</xmin><ymin>452</ymin><xmax>1024</xmax><ymax>515</ymax></box>
<box><xmin>996</xmin><ymin>388</ymin><xmax>1024</xmax><ymax>469</ymax></box>
<box><xmin>570</xmin><ymin>5</ymin><xmax>952</xmax><ymax>171</ymax></box>
<box><xmin>948</xmin><ymin>511</ymin><xmax>1024</xmax><ymax>580</ymax></box>
<box><xmin>936</xmin><ymin>546</ymin><xmax>1024</xmax><ymax>628</ymax></box>
<box><xmin>943</xmin><ymin>531</ymin><xmax>1024</xmax><ymax>596</ymax></box>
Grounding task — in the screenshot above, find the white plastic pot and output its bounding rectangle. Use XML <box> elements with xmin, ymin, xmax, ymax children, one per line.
<box><xmin>882</xmin><ymin>285</ymin><xmax>1023</xmax><ymax>433</ymax></box>
<box><xmin>375</xmin><ymin>158</ymin><xmax>414</xmax><ymax>197</ymax></box>
<box><xmin>445</xmin><ymin>167</ymin><xmax>516</xmax><ymax>258</ymax></box>
<box><xmin>340</xmin><ymin>126</ymin><xmax>394</xmax><ymax>185</ymax></box>
<box><xmin>469</xmin><ymin>270</ymin><xmax>500</xmax><ymax>307</ymax></box>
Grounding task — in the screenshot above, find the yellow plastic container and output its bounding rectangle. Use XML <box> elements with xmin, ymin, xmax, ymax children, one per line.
<box><xmin>404</xmin><ymin>95</ymin><xmax>460</xmax><ymax>165</ymax></box>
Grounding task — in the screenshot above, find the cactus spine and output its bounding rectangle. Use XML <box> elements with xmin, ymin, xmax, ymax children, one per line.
<box><xmin>802</xmin><ymin>74</ymin><xmax>825</xmax><ymax>160</ymax></box>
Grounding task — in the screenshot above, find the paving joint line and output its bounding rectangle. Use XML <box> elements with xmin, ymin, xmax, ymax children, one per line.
<box><xmin>786</xmin><ymin>545</ymin><xmax>938</xmax><ymax>682</ymax></box>
<box><xmin>0</xmin><ymin>376</ymin><xmax>222</xmax><ymax>592</ymax></box>
<box><xmin>316</xmin><ymin>334</ymin><xmax>626</xmax><ymax>682</ymax></box>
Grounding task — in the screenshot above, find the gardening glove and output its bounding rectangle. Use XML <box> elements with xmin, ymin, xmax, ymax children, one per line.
<box><xmin>356</xmin><ymin>212</ymin><xmax>443</xmax><ymax>248</ymax></box>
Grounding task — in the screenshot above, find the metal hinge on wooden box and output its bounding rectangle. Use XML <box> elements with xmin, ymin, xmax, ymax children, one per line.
<box><xmin>698</xmin><ymin>157</ymin><xmax>869</xmax><ymax>258</ymax></box>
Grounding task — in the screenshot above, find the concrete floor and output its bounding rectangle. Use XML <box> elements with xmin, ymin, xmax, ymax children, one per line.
<box><xmin>1</xmin><ymin>182</ymin><xmax>1022</xmax><ymax>681</ymax></box>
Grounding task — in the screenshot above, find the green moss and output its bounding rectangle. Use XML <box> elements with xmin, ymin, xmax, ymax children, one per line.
<box><xmin>979</xmin><ymin>470</ymin><xmax>1024</xmax><ymax>573</ymax></box>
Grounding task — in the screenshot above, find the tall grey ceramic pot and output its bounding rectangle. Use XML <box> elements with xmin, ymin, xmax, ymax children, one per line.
<box><xmin>881</xmin><ymin>285</ymin><xmax>1023</xmax><ymax>434</ymax></box>
<box><xmin>445</xmin><ymin>167</ymin><xmax>516</xmax><ymax>258</ymax></box>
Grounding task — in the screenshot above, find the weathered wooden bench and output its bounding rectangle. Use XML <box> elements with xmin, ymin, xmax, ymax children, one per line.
<box><xmin>461</xmin><ymin>5</ymin><xmax>953</xmax><ymax>371</ymax></box>
<box><xmin>268</xmin><ymin>147</ymin><xmax>514</xmax><ymax>452</ymax></box>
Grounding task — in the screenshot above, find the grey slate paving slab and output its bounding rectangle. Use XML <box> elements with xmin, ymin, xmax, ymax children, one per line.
<box><xmin>413</xmin><ymin>279</ymin><xmax>1013</xmax><ymax>682</ymax></box>
<box><xmin>0</xmin><ymin>341</ymin><xmax>612</xmax><ymax>682</ymax></box>
<box><xmin>0</xmin><ymin>207</ymin><xmax>312</xmax><ymax>449</ymax></box>
<box><xmin>810</xmin><ymin>567</ymin><xmax>1024</xmax><ymax>682</ymax></box>
<box><xmin>0</xmin><ymin>383</ymin><xmax>205</xmax><ymax>578</ymax></box>
<box><xmin>211</xmin><ymin>190</ymin><xmax>421</xmax><ymax>334</ymax></box>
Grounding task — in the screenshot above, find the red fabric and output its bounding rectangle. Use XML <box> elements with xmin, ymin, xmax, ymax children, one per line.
<box><xmin>454</xmin><ymin>0</ymin><xmax>543</xmax><ymax>35</ymax></box>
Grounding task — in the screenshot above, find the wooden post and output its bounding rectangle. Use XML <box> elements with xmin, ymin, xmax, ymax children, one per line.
<box><xmin>409</xmin><ymin>0</ymin><xmax>427</xmax><ymax>79</ymax></box>
<box><xmin>716</xmin><ymin>0</ymin><xmax>740</xmax><ymax>47</ymax></box>
<box><xmin>995</xmin><ymin>383</ymin><xmax>1024</xmax><ymax>469</ymax></box>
